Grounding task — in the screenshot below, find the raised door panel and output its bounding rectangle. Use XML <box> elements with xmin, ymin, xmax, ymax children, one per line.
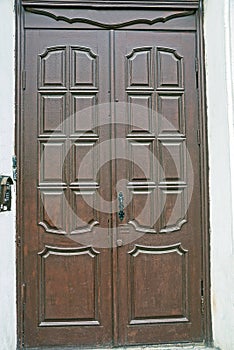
<box><xmin>128</xmin><ymin>95</ymin><xmax>153</xmax><ymax>133</ymax></box>
<box><xmin>39</xmin><ymin>46</ymin><xmax>66</xmax><ymax>89</ymax></box>
<box><xmin>70</xmin><ymin>47</ymin><xmax>98</xmax><ymax>89</ymax></box>
<box><xmin>39</xmin><ymin>141</ymin><xmax>66</xmax><ymax>185</ymax></box>
<box><xmin>159</xmin><ymin>139</ymin><xmax>186</xmax><ymax>184</ymax></box>
<box><xmin>157</xmin><ymin>47</ymin><xmax>183</xmax><ymax>88</ymax></box>
<box><xmin>39</xmin><ymin>189</ymin><xmax>66</xmax><ymax>234</ymax></box>
<box><xmin>157</xmin><ymin>93</ymin><xmax>185</xmax><ymax>136</ymax></box>
<box><xmin>71</xmin><ymin>94</ymin><xmax>97</xmax><ymax>134</ymax></box>
<box><xmin>128</xmin><ymin>244</ymin><xmax>188</xmax><ymax>324</ymax></box>
<box><xmin>127</xmin><ymin>48</ymin><xmax>153</xmax><ymax>88</ymax></box>
<box><xmin>38</xmin><ymin>246</ymin><xmax>100</xmax><ymax>326</ymax></box>
<box><xmin>39</xmin><ymin>93</ymin><xmax>66</xmax><ymax>136</ymax></box>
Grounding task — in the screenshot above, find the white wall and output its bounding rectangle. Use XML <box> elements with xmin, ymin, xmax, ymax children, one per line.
<box><xmin>204</xmin><ymin>0</ymin><xmax>234</xmax><ymax>349</ymax></box>
<box><xmin>230</xmin><ymin>0</ymin><xmax>234</xmax><ymax>249</ymax></box>
<box><xmin>0</xmin><ymin>0</ymin><xmax>16</xmax><ymax>349</ymax></box>
<box><xmin>0</xmin><ymin>1</ymin><xmax>234</xmax><ymax>349</ymax></box>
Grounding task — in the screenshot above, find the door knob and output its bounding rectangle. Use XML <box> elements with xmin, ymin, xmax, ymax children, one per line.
<box><xmin>118</xmin><ymin>192</ymin><xmax>125</xmax><ymax>221</ymax></box>
<box><xmin>116</xmin><ymin>239</ymin><xmax>123</xmax><ymax>247</ymax></box>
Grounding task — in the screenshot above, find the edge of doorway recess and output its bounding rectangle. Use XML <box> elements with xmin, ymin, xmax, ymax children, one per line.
<box><xmin>22</xmin><ymin>344</ymin><xmax>220</xmax><ymax>350</ymax></box>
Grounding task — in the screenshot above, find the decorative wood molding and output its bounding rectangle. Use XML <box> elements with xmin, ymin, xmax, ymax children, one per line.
<box><xmin>128</xmin><ymin>219</ymin><xmax>156</xmax><ymax>234</ymax></box>
<box><xmin>129</xmin><ymin>242</ymin><xmax>188</xmax><ymax>257</ymax></box>
<box><xmin>157</xmin><ymin>46</ymin><xmax>183</xmax><ymax>60</ymax></box>
<box><xmin>25</xmin><ymin>7</ymin><xmax>196</xmax><ymax>28</ymax></box>
<box><xmin>38</xmin><ymin>244</ymin><xmax>100</xmax><ymax>258</ymax></box>
<box><xmin>38</xmin><ymin>221</ymin><xmax>67</xmax><ymax>235</ymax></box>
<box><xmin>160</xmin><ymin>217</ymin><xmax>187</xmax><ymax>233</ymax></box>
<box><xmin>22</xmin><ymin>0</ymin><xmax>199</xmax><ymax>9</ymax></box>
<box><xmin>70</xmin><ymin>219</ymin><xmax>99</xmax><ymax>235</ymax></box>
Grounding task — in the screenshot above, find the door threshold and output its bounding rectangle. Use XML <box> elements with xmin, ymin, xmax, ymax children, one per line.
<box><xmin>22</xmin><ymin>343</ymin><xmax>218</xmax><ymax>350</ymax></box>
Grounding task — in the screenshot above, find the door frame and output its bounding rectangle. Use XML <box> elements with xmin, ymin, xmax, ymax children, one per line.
<box><xmin>15</xmin><ymin>0</ymin><xmax>212</xmax><ymax>348</ymax></box>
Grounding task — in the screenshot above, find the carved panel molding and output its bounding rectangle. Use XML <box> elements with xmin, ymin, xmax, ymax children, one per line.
<box><xmin>38</xmin><ymin>44</ymin><xmax>100</xmax><ymax>235</ymax></box>
<box><xmin>128</xmin><ymin>243</ymin><xmax>189</xmax><ymax>324</ymax></box>
<box><xmin>38</xmin><ymin>245</ymin><xmax>100</xmax><ymax>326</ymax></box>
<box><xmin>25</xmin><ymin>7</ymin><xmax>196</xmax><ymax>28</ymax></box>
<box><xmin>124</xmin><ymin>43</ymin><xmax>187</xmax><ymax>234</ymax></box>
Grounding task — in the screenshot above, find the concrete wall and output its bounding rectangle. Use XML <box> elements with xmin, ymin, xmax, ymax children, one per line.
<box><xmin>0</xmin><ymin>1</ymin><xmax>17</xmax><ymax>350</ymax></box>
<box><xmin>204</xmin><ymin>0</ymin><xmax>234</xmax><ymax>349</ymax></box>
<box><xmin>0</xmin><ymin>0</ymin><xmax>233</xmax><ymax>349</ymax></box>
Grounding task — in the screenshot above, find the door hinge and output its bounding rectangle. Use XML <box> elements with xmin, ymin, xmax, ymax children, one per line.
<box><xmin>195</xmin><ymin>57</ymin><xmax>199</xmax><ymax>89</ymax></box>
<box><xmin>17</xmin><ymin>235</ymin><xmax>21</xmax><ymax>247</ymax></box>
<box><xmin>195</xmin><ymin>57</ymin><xmax>199</xmax><ymax>72</ymax></box>
<box><xmin>22</xmin><ymin>70</ymin><xmax>26</xmax><ymax>90</ymax></box>
<box><xmin>200</xmin><ymin>279</ymin><xmax>204</xmax><ymax>315</ymax></box>
<box><xmin>22</xmin><ymin>283</ymin><xmax>26</xmax><ymax>304</ymax></box>
<box><xmin>197</xmin><ymin>129</ymin><xmax>201</xmax><ymax>145</ymax></box>
<box><xmin>12</xmin><ymin>155</ymin><xmax>17</xmax><ymax>181</ymax></box>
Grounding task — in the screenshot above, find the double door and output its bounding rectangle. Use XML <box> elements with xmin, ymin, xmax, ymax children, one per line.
<box><xmin>21</xmin><ymin>21</ymin><xmax>203</xmax><ymax>348</ymax></box>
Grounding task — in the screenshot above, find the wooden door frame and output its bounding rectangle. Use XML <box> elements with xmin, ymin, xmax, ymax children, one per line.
<box><xmin>15</xmin><ymin>0</ymin><xmax>212</xmax><ymax>348</ymax></box>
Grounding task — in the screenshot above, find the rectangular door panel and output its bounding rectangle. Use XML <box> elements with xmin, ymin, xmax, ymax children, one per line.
<box><xmin>38</xmin><ymin>246</ymin><xmax>100</xmax><ymax>326</ymax></box>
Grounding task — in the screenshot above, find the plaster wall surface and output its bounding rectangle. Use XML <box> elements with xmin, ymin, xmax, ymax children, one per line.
<box><xmin>229</xmin><ymin>0</ymin><xmax>234</xmax><ymax>247</ymax></box>
<box><xmin>204</xmin><ymin>0</ymin><xmax>234</xmax><ymax>349</ymax></box>
<box><xmin>0</xmin><ymin>1</ymin><xmax>234</xmax><ymax>349</ymax></box>
<box><xmin>0</xmin><ymin>1</ymin><xmax>17</xmax><ymax>350</ymax></box>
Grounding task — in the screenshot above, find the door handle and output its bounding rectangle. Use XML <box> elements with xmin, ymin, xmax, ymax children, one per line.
<box><xmin>118</xmin><ymin>192</ymin><xmax>125</xmax><ymax>221</ymax></box>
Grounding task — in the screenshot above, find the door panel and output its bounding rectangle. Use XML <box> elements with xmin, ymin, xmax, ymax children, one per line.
<box><xmin>38</xmin><ymin>245</ymin><xmax>100</xmax><ymax>326</ymax></box>
<box><xmin>23</xmin><ymin>30</ymin><xmax>112</xmax><ymax>347</ymax></box>
<box><xmin>115</xmin><ymin>31</ymin><xmax>202</xmax><ymax>344</ymax></box>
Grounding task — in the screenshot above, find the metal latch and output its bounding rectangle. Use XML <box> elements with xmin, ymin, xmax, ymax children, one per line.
<box><xmin>0</xmin><ymin>176</ymin><xmax>13</xmax><ymax>212</ymax></box>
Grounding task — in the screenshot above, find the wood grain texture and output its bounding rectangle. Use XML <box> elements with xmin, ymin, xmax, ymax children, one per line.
<box><xmin>16</xmin><ymin>3</ymin><xmax>211</xmax><ymax>348</ymax></box>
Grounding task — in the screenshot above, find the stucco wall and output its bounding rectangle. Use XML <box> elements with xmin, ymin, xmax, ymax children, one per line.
<box><xmin>0</xmin><ymin>1</ymin><xmax>234</xmax><ymax>349</ymax></box>
<box><xmin>204</xmin><ymin>0</ymin><xmax>234</xmax><ymax>349</ymax></box>
<box><xmin>0</xmin><ymin>1</ymin><xmax>16</xmax><ymax>350</ymax></box>
<box><xmin>229</xmin><ymin>0</ymin><xmax>234</xmax><ymax>248</ymax></box>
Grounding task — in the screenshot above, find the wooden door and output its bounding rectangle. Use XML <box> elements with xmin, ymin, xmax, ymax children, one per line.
<box><xmin>22</xmin><ymin>29</ymin><xmax>113</xmax><ymax>347</ymax></box>
<box><xmin>19</xmin><ymin>5</ymin><xmax>207</xmax><ymax>349</ymax></box>
<box><xmin>114</xmin><ymin>31</ymin><xmax>203</xmax><ymax>345</ymax></box>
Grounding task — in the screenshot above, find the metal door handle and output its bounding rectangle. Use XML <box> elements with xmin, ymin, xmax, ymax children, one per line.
<box><xmin>118</xmin><ymin>192</ymin><xmax>125</xmax><ymax>221</ymax></box>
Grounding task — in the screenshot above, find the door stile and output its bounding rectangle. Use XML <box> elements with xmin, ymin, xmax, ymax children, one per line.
<box><xmin>109</xmin><ymin>29</ymin><xmax>119</xmax><ymax>346</ymax></box>
<box><xmin>16</xmin><ymin>3</ymin><xmax>25</xmax><ymax>347</ymax></box>
<box><xmin>196</xmin><ymin>6</ymin><xmax>212</xmax><ymax>344</ymax></box>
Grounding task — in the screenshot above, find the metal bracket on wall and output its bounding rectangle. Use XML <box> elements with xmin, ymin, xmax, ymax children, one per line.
<box><xmin>12</xmin><ymin>155</ymin><xmax>17</xmax><ymax>181</ymax></box>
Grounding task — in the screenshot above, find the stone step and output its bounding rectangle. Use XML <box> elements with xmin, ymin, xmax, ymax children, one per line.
<box><xmin>27</xmin><ymin>344</ymin><xmax>219</xmax><ymax>350</ymax></box>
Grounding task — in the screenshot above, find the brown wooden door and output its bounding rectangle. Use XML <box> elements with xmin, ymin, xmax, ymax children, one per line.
<box><xmin>23</xmin><ymin>29</ymin><xmax>113</xmax><ymax>348</ymax></box>
<box><xmin>114</xmin><ymin>31</ymin><xmax>202</xmax><ymax>345</ymax></box>
<box><xmin>20</xmin><ymin>8</ymin><xmax>205</xmax><ymax>349</ymax></box>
